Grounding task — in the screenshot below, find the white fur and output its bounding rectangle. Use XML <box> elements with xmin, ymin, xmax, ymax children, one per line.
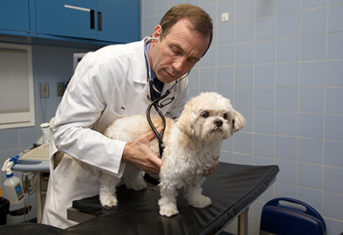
<box><xmin>99</xmin><ymin>92</ymin><xmax>246</xmax><ymax>216</ymax></box>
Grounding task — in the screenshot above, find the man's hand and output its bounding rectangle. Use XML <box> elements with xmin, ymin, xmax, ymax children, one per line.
<box><xmin>122</xmin><ymin>129</ymin><xmax>163</xmax><ymax>175</ymax></box>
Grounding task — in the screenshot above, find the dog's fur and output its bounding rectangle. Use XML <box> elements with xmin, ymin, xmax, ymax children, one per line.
<box><xmin>99</xmin><ymin>92</ymin><xmax>245</xmax><ymax>217</ymax></box>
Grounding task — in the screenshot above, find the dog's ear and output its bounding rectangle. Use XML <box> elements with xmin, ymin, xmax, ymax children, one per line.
<box><xmin>177</xmin><ymin>104</ymin><xmax>195</xmax><ymax>136</ymax></box>
<box><xmin>231</xmin><ymin>110</ymin><xmax>246</xmax><ymax>133</ymax></box>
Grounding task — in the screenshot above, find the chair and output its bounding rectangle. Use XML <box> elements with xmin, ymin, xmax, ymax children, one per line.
<box><xmin>260</xmin><ymin>197</ymin><xmax>326</xmax><ymax>235</ymax></box>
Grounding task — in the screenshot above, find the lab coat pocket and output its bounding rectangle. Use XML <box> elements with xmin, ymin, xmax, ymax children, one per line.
<box><xmin>52</xmin><ymin>153</ymin><xmax>73</xmax><ymax>175</ymax></box>
<box><xmin>93</xmin><ymin>106</ymin><xmax>126</xmax><ymax>132</ymax></box>
<box><xmin>110</xmin><ymin>105</ymin><xmax>127</xmax><ymax>117</ymax></box>
<box><xmin>107</xmin><ymin>106</ymin><xmax>127</xmax><ymax>125</ymax></box>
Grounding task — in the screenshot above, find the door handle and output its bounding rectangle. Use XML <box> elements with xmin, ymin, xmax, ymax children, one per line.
<box><xmin>90</xmin><ymin>10</ymin><xmax>95</xmax><ymax>29</ymax></box>
<box><xmin>97</xmin><ymin>11</ymin><xmax>102</xmax><ymax>31</ymax></box>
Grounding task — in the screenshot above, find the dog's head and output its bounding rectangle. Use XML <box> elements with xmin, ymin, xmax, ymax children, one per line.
<box><xmin>177</xmin><ymin>92</ymin><xmax>245</xmax><ymax>141</ymax></box>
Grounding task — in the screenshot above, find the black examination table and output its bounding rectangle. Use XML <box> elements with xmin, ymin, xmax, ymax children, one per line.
<box><xmin>0</xmin><ymin>162</ymin><xmax>279</xmax><ymax>235</ymax></box>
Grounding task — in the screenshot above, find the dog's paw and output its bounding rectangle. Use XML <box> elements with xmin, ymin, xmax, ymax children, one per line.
<box><xmin>125</xmin><ymin>179</ymin><xmax>147</xmax><ymax>191</ymax></box>
<box><xmin>99</xmin><ymin>193</ymin><xmax>118</xmax><ymax>208</ymax></box>
<box><xmin>188</xmin><ymin>195</ymin><xmax>212</xmax><ymax>208</ymax></box>
<box><xmin>158</xmin><ymin>197</ymin><xmax>179</xmax><ymax>217</ymax></box>
<box><xmin>159</xmin><ymin>204</ymin><xmax>179</xmax><ymax>217</ymax></box>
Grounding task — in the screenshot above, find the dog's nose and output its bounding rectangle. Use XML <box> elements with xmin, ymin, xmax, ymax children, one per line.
<box><xmin>215</xmin><ymin>120</ymin><xmax>223</xmax><ymax>127</ymax></box>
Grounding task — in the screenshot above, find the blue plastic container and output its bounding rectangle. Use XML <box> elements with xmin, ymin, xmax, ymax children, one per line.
<box><xmin>260</xmin><ymin>197</ymin><xmax>326</xmax><ymax>235</ymax></box>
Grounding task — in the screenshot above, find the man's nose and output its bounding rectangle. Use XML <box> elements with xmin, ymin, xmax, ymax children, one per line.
<box><xmin>172</xmin><ymin>56</ymin><xmax>186</xmax><ymax>73</ymax></box>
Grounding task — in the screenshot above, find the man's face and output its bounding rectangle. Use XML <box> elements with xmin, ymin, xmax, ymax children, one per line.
<box><xmin>149</xmin><ymin>19</ymin><xmax>211</xmax><ymax>83</ymax></box>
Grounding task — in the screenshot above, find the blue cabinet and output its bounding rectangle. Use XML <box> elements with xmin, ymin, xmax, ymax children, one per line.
<box><xmin>100</xmin><ymin>0</ymin><xmax>140</xmax><ymax>43</ymax></box>
<box><xmin>0</xmin><ymin>0</ymin><xmax>140</xmax><ymax>45</ymax></box>
<box><xmin>96</xmin><ymin>0</ymin><xmax>140</xmax><ymax>43</ymax></box>
<box><xmin>35</xmin><ymin>0</ymin><xmax>140</xmax><ymax>43</ymax></box>
<box><xmin>0</xmin><ymin>0</ymin><xmax>31</xmax><ymax>36</ymax></box>
<box><xmin>35</xmin><ymin>0</ymin><xmax>98</xmax><ymax>40</ymax></box>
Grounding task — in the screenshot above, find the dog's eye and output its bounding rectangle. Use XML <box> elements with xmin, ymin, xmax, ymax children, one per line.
<box><xmin>201</xmin><ymin>111</ymin><xmax>210</xmax><ymax>118</ymax></box>
<box><xmin>223</xmin><ymin>113</ymin><xmax>228</xmax><ymax>119</ymax></box>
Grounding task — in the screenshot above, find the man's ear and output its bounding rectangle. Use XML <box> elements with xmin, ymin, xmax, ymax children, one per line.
<box><xmin>152</xmin><ymin>25</ymin><xmax>163</xmax><ymax>39</ymax></box>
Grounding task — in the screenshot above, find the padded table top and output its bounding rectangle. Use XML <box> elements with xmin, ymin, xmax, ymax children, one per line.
<box><xmin>0</xmin><ymin>162</ymin><xmax>278</xmax><ymax>235</ymax></box>
<box><xmin>68</xmin><ymin>162</ymin><xmax>279</xmax><ymax>234</ymax></box>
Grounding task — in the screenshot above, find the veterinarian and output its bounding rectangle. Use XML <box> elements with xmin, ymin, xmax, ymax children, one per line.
<box><xmin>42</xmin><ymin>4</ymin><xmax>214</xmax><ymax>228</ymax></box>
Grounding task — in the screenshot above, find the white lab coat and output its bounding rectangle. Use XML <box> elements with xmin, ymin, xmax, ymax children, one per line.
<box><xmin>42</xmin><ymin>38</ymin><xmax>188</xmax><ymax>229</ymax></box>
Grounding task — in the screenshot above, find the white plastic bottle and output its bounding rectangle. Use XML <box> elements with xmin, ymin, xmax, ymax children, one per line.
<box><xmin>1</xmin><ymin>156</ymin><xmax>25</xmax><ymax>204</ymax></box>
<box><xmin>3</xmin><ymin>172</ymin><xmax>24</xmax><ymax>204</ymax></box>
<box><xmin>40</xmin><ymin>122</ymin><xmax>51</xmax><ymax>144</ymax></box>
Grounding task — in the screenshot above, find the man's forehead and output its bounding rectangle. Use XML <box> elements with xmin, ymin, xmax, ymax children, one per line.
<box><xmin>164</xmin><ymin>21</ymin><xmax>210</xmax><ymax>57</ymax></box>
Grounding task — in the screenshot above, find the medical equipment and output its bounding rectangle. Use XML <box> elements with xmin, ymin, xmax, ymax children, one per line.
<box><xmin>40</xmin><ymin>122</ymin><xmax>51</xmax><ymax>144</ymax></box>
<box><xmin>144</xmin><ymin>37</ymin><xmax>189</xmax><ymax>156</ymax></box>
<box><xmin>1</xmin><ymin>155</ymin><xmax>25</xmax><ymax>204</ymax></box>
<box><xmin>11</xmin><ymin>144</ymin><xmax>50</xmax><ymax>224</ymax></box>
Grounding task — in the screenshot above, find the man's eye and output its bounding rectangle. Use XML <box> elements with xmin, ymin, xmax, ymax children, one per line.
<box><xmin>201</xmin><ymin>111</ymin><xmax>210</xmax><ymax>118</ymax></box>
<box><xmin>170</xmin><ymin>46</ymin><xmax>182</xmax><ymax>55</ymax></box>
<box><xmin>187</xmin><ymin>57</ymin><xmax>199</xmax><ymax>64</ymax></box>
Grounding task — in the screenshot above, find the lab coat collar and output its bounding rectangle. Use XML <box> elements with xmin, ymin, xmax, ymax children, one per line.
<box><xmin>134</xmin><ymin>37</ymin><xmax>177</xmax><ymax>103</ymax></box>
<box><xmin>132</xmin><ymin>38</ymin><xmax>151</xmax><ymax>85</ymax></box>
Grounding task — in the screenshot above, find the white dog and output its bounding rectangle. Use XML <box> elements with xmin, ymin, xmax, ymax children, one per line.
<box><xmin>99</xmin><ymin>92</ymin><xmax>245</xmax><ymax>217</ymax></box>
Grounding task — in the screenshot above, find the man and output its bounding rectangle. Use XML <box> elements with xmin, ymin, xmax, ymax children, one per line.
<box><xmin>42</xmin><ymin>4</ymin><xmax>213</xmax><ymax>228</ymax></box>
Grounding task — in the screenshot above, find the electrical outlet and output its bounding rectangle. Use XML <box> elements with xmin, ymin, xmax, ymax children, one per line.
<box><xmin>221</xmin><ymin>12</ymin><xmax>229</xmax><ymax>22</ymax></box>
<box><xmin>56</xmin><ymin>82</ymin><xmax>65</xmax><ymax>97</ymax></box>
<box><xmin>40</xmin><ymin>83</ymin><xmax>49</xmax><ymax>98</ymax></box>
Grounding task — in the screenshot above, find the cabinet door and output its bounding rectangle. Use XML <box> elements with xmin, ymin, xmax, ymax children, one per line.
<box><xmin>35</xmin><ymin>0</ymin><xmax>97</xmax><ymax>39</ymax></box>
<box><xmin>96</xmin><ymin>0</ymin><xmax>140</xmax><ymax>43</ymax></box>
<box><xmin>0</xmin><ymin>0</ymin><xmax>31</xmax><ymax>34</ymax></box>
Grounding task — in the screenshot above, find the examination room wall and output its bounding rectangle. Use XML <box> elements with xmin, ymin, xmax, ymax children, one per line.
<box><xmin>141</xmin><ymin>0</ymin><xmax>343</xmax><ymax>234</ymax></box>
<box><xmin>0</xmin><ymin>45</ymin><xmax>88</xmax><ymax>224</ymax></box>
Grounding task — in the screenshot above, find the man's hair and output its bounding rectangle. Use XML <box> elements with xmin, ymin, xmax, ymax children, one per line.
<box><xmin>159</xmin><ymin>4</ymin><xmax>213</xmax><ymax>55</ymax></box>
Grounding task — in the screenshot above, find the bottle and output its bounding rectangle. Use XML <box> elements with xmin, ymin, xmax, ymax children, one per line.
<box><xmin>3</xmin><ymin>174</ymin><xmax>24</xmax><ymax>204</ymax></box>
<box><xmin>1</xmin><ymin>156</ymin><xmax>25</xmax><ymax>204</ymax></box>
<box><xmin>40</xmin><ymin>122</ymin><xmax>51</xmax><ymax>144</ymax></box>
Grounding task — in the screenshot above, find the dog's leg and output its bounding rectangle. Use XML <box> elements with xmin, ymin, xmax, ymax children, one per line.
<box><xmin>158</xmin><ymin>186</ymin><xmax>179</xmax><ymax>217</ymax></box>
<box><xmin>185</xmin><ymin>182</ymin><xmax>212</xmax><ymax>208</ymax></box>
<box><xmin>122</xmin><ymin>164</ymin><xmax>147</xmax><ymax>191</ymax></box>
<box><xmin>99</xmin><ymin>173</ymin><xmax>121</xmax><ymax>207</ymax></box>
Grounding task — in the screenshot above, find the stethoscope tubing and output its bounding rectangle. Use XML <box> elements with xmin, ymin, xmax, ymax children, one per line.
<box><xmin>146</xmin><ymin>90</ymin><xmax>170</xmax><ymax>157</ymax></box>
<box><xmin>144</xmin><ymin>37</ymin><xmax>189</xmax><ymax>157</ymax></box>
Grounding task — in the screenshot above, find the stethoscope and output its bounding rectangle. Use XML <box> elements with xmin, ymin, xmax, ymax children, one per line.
<box><xmin>144</xmin><ymin>37</ymin><xmax>189</xmax><ymax>157</ymax></box>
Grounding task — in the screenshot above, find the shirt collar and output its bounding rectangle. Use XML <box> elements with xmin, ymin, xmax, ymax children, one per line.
<box><xmin>145</xmin><ymin>42</ymin><xmax>157</xmax><ymax>80</ymax></box>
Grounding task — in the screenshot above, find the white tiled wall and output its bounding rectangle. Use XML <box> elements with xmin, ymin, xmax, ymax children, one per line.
<box><xmin>141</xmin><ymin>0</ymin><xmax>343</xmax><ymax>234</ymax></box>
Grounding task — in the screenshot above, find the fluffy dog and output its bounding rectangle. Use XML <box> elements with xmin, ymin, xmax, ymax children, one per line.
<box><xmin>99</xmin><ymin>92</ymin><xmax>245</xmax><ymax>217</ymax></box>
